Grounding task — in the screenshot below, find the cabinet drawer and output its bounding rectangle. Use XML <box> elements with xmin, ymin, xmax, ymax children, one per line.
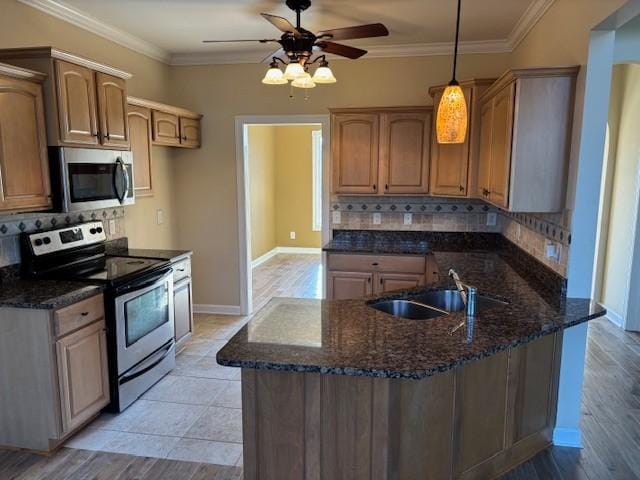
<box><xmin>173</xmin><ymin>258</ymin><xmax>191</xmax><ymax>282</ymax></box>
<box><xmin>54</xmin><ymin>294</ymin><xmax>104</xmax><ymax>338</ymax></box>
<box><xmin>328</xmin><ymin>254</ymin><xmax>426</xmax><ymax>274</ymax></box>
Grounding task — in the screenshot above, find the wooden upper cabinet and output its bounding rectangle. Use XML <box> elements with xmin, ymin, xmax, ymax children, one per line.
<box><xmin>476</xmin><ymin>67</ymin><xmax>578</xmax><ymax>212</ymax></box>
<box><xmin>0</xmin><ymin>65</ymin><xmax>51</xmax><ymax>213</ymax></box>
<box><xmin>380</xmin><ymin>111</ymin><xmax>431</xmax><ymax>195</ymax></box>
<box><xmin>152</xmin><ymin>111</ymin><xmax>180</xmax><ymax>146</ymax></box>
<box><xmin>128</xmin><ymin>104</ymin><xmax>153</xmax><ymax>196</ymax></box>
<box><xmin>332</xmin><ymin>113</ymin><xmax>379</xmax><ymax>194</ymax></box>
<box><xmin>180</xmin><ymin>117</ymin><xmax>201</xmax><ymax>148</ymax></box>
<box><xmin>96</xmin><ymin>72</ymin><xmax>129</xmax><ymax>149</ymax></box>
<box><xmin>55</xmin><ymin>60</ymin><xmax>99</xmax><ymax>146</ymax></box>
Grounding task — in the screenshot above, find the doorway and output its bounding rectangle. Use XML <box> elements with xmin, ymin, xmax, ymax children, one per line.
<box><xmin>235</xmin><ymin>115</ymin><xmax>331</xmax><ymax>315</ymax></box>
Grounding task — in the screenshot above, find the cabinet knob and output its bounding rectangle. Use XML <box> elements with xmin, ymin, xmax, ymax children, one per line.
<box><xmin>368</xmin><ymin>277</ymin><xmax>371</xmax><ymax>283</ymax></box>
<box><xmin>80</xmin><ymin>312</ymin><xmax>89</xmax><ymax>316</ymax></box>
<box><xmin>92</xmin><ymin>132</ymin><xmax>99</xmax><ymax>138</ymax></box>
<box><xmin>385</xmin><ymin>184</ymin><xmax>389</xmax><ymax>191</ymax></box>
<box><xmin>459</xmin><ymin>185</ymin><xmax>464</xmax><ymax>192</ymax></box>
<box><xmin>104</xmin><ymin>133</ymin><xmax>111</xmax><ymax>140</ymax></box>
<box><xmin>372</xmin><ymin>262</ymin><xmax>379</xmax><ymax>266</ymax></box>
<box><xmin>373</xmin><ymin>184</ymin><xmax>377</xmax><ymax>191</ymax></box>
<box><xmin>182</xmin><ymin>135</ymin><xmax>188</xmax><ymax>141</ymax></box>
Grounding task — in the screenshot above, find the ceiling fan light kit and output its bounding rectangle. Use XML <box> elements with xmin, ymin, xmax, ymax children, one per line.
<box><xmin>204</xmin><ymin>0</ymin><xmax>388</xmax><ymax>96</ymax></box>
<box><xmin>436</xmin><ymin>0</ymin><xmax>468</xmax><ymax>144</ymax></box>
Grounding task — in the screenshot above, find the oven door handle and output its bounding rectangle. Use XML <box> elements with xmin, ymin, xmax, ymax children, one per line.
<box><xmin>119</xmin><ymin>341</ymin><xmax>174</xmax><ymax>385</ymax></box>
<box><xmin>114</xmin><ymin>267</ymin><xmax>173</xmax><ymax>296</ymax></box>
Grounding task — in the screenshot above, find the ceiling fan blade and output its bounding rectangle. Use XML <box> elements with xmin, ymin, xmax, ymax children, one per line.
<box><xmin>317</xmin><ymin>41</ymin><xmax>367</xmax><ymax>59</ymax></box>
<box><xmin>261</xmin><ymin>13</ymin><xmax>301</xmax><ymax>37</ymax></box>
<box><xmin>318</xmin><ymin>23</ymin><xmax>389</xmax><ymax>41</ymax></box>
<box><xmin>203</xmin><ymin>39</ymin><xmax>278</xmax><ymax>43</ymax></box>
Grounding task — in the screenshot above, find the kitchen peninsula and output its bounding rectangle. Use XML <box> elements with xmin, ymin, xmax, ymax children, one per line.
<box><xmin>217</xmin><ymin>232</ymin><xmax>605</xmax><ymax>480</ymax></box>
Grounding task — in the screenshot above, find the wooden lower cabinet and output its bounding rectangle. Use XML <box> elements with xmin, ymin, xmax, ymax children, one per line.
<box><xmin>326</xmin><ymin>253</ymin><xmax>438</xmax><ymax>300</ymax></box>
<box><xmin>241</xmin><ymin>332</ymin><xmax>562</xmax><ymax>480</ymax></box>
<box><xmin>56</xmin><ymin>319</ymin><xmax>110</xmax><ymax>434</ymax></box>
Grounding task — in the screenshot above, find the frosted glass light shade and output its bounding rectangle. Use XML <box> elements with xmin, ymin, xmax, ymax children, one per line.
<box><xmin>436</xmin><ymin>84</ymin><xmax>468</xmax><ymax>144</ymax></box>
<box><xmin>262</xmin><ymin>67</ymin><xmax>287</xmax><ymax>85</ymax></box>
<box><xmin>312</xmin><ymin>65</ymin><xmax>337</xmax><ymax>84</ymax></box>
<box><xmin>284</xmin><ymin>62</ymin><xmax>305</xmax><ymax>80</ymax></box>
<box><xmin>291</xmin><ymin>72</ymin><xmax>316</xmax><ymax>89</ymax></box>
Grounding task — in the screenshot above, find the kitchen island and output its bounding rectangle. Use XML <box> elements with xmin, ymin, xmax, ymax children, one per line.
<box><xmin>217</xmin><ymin>246</ymin><xmax>605</xmax><ymax>480</ymax></box>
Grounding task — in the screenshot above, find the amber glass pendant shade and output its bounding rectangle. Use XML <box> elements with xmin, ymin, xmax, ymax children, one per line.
<box><xmin>436</xmin><ymin>83</ymin><xmax>468</xmax><ymax>144</ymax></box>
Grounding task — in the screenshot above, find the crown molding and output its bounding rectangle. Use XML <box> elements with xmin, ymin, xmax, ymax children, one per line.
<box><xmin>507</xmin><ymin>0</ymin><xmax>556</xmax><ymax>50</ymax></box>
<box><xmin>17</xmin><ymin>0</ymin><xmax>171</xmax><ymax>63</ymax></box>
<box><xmin>21</xmin><ymin>0</ymin><xmax>555</xmax><ymax>66</ymax></box>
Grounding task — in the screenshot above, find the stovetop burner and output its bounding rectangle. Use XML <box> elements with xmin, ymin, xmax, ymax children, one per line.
<box><xmin>76</xmin><ymin>256</ymin><xmax>167</xmax><ymax>283</ymax></box>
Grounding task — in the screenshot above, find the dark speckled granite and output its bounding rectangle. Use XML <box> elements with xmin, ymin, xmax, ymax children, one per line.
<box><xmin>217</xmin><ymin>250</ymin><xmax>605</xmax><ymax>379</ymax></box>
<box><xmin>105</xmin><ymin>239</ymin><xmax>192</xmax><ymax>263</ymax></box>
<box><xmin>0</xmin><ymin>278</ymin><xmax>104</xmax><ymax>309</ymax></box>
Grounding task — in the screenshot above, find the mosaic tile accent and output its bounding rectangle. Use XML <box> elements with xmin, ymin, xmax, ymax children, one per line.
<box><xmin>501</xmin><ymin>211</ymin><xmax>571</xmax><ymax>246</ymax></box>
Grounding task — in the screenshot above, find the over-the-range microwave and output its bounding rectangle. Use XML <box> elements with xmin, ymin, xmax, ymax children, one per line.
<box><xmin>49</xmin><ymin>147</ymin><xmax>135</xmax><ymax>213</ymax></box>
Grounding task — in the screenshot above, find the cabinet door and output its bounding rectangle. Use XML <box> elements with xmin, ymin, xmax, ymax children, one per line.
<box><xmin>56</xmin><ymin>320</ymin><xmax>110</xmax><ymax>434</ymax></box>
<box><xmin>0</xmin><ymin>75</ymin><xmax>52</xmax><ymax>212</ymax></box>
<box><xmin>128</xmin><ymin>105</ymin><xmax>153</xmax><ymax>196</ymax></box>
<box><xmin>180</xmin><ymin>117</ymin><xmax>201</xmax><ymax>148</ymax></box>
<box><xmin>476</xmin><ymin>99</ymin><xmax>494</xmax><ymax>200</ymax></box>
<box><xmin>327</xmin><ymin>271</ymin><xmax>373</xmax><ymax>300</ymax></box>
<box><xmin>54</xmin><ymin>60</ymin><xmax>99</xmax><ymax>145</ymax></box>
<box><xmin>174</xmin><ymin>278</ymin><xmax>193</xmax><ymax>344</ymax></box>
<box><xmin>332</xmin><ymin>113</ymin><xmax>379</xmax><ymax>194</ymax></box>
<box><xmin>380</xmin><ymin>111</ymin><xmax>431</xmax><ymax>194</ymax></box>
<box><xmin>152</xmin><ymin>110</ymin><xmax>180</xmax><ymax>146</ymax></box>
<box><xmin>96</xmin><ymin>73</ymin><xmax>129</xmax><ymax>149</ymax></box>
<box><xmin>430</xmin><ymin>88</ymin><xmax>471</xmax><ymax>196</ymax></box>
<box><xmin>488</xmin><ymin>84</ymin><xmax>515</xmax><ymax>209</ymax></box>
<box><xmin>375</xmin><ymin>273</ymin><xmax>425</xmax><ymax>294</ymax></box>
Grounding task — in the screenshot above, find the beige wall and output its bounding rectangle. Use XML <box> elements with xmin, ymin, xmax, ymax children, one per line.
<box><xmin>600</xmin><ymin>64</ymin><xmax>640</xmax><ymax>317</ymax></box>
<box><xmin>169</xmin><ymin>54</ymin><xmax>512</xmax><ymax>306</ymax></box>
<box><xmin>0</xmin><ymin>0</ymin><xmax>178</xmax><ymax>250</ymax></box>
<box><xmin>274</xmin><ymin>125</ymin><xmax>322</xmax><ymax>249</ymax></box>
<box><xmin>248</xmin><ymin>126</ymin><xmax>277</xmax><ymax>260</ymax></box>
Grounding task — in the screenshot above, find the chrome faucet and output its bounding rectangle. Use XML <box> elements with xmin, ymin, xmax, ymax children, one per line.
<box><xmin>448</xmin><ymin>269</ymin><xmax>477</xmax><ymax>317</ymax></box>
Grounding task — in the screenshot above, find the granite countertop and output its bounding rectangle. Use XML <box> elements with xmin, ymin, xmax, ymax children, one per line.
<box><xmin>109</xmin><ymin>247</ymin><xmax>193</xmax><ymax>263</ymax></box>
<box><xmin>217</xmin><ymin>250</ymin><xmax>605</xmax><ymax>379</ymax></box>
<box><xmin>0</xmin><ymin>279</ymin><xmax>104</xmax><ymax>310</ymax></box>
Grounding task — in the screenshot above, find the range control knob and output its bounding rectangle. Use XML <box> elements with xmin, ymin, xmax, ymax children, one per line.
<box><xmin>43</xmin><ymin>237</ymin><xmax>51</xmax><ymax>245</ymax></box>
<box><xmin>90</xmin><ymin>228</ymin><xmax>97</xmax><ymax>235</ymax></box>
<box><xmin>96</xmin><ymin>227</ymin><xmax>103</xmax><ymax>234</ymax></box>
<box><xmin>34</xmin><ymin>238</ymin><xmax>43</xmax><ymax>247</ymax></box>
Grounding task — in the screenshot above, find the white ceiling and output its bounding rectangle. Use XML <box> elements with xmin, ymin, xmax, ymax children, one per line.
<box><xmin>20</xmin><ymin>0</ymin><xmax>555</xmax><ymax>64</ymax></box>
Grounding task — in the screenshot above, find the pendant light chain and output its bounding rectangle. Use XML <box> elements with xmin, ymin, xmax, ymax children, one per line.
<box><xmin>452</xmin><ymin>0</ymin><xmax>462</xmax><ymax>84</ymax></box>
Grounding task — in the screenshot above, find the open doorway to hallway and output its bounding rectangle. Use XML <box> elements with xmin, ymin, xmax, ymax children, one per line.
<box><xmin>236</xmin><ymin>116</ymin><xmax>331</xmax><ymax>315</ymax></box>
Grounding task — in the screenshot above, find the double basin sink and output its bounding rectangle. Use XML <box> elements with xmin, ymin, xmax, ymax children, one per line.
<box><xmin>369</xmin><ymin>289</ymin><xmax>508</xmax><ymax>320</ymax></box>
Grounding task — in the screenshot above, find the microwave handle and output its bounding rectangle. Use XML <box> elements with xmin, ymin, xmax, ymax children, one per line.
<box><xmin>113</xmin><ymin>158</ymin><xmax>128</xmax><ymax>204</ymax></box>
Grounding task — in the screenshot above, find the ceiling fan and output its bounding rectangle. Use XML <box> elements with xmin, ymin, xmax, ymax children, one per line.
<box><xmin>202</xmin><ymin>0</ymin><xmax>389</xmax><ymax>89</ymax></box>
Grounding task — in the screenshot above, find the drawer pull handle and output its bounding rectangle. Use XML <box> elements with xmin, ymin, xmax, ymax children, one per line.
<box><xmin>372</xmin><ymin>262</ymin><xmax>379</xmax><ymax>266</ymax></box>
<box><xmin>80</xmin><ymin>312</ymin><xmax>89</xmax><ymax>316</ymax></box>
<box><xmin>177</xmin><ymin>268</ymin><xmax>186</xmax><ymax>272</ymax></box>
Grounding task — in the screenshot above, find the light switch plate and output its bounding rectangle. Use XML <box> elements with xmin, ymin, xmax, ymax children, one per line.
<box><xmin>156</xmin><ymin>209</ymin><xmax>164</xmax><ymax>225</ymax></box>
<box><xmin>486</xmin><ymin>212</ymin><xmax>497</xmax><ymax>226</ymax></box>
<box><xmin>332</xmin><ymin>211</ymin><xmax>341</xmax><ymax>224</ymax></box>
<box><xmin>404</xmin><ymin>213</ymin><xmax>412</xmax><ymax>225</ymax></box>
<box><xmin>373</xmin><ymin>212</ymin><xmax>382</xmax><ymax>225</ymax></box>
<box><xmin>290</xmin><ymin>231</ymin><xmax>296</xmax><ymax>240</ymax></box>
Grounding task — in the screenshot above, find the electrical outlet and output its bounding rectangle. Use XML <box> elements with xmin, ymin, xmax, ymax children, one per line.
<box><xmin>372</xmin><ymin>212</ymin><xmax>382</xmax><ymax>225</ymax></box>
<box><xmin>545</xmin><ymin>241</ymin><xmax>562</xmax><ymax>263</ymax></box>
<box><xmin>332</xmin><ymin>211</ymin><xmax>341</xmax><ymax>224</ymax></box>
<box><xmin>109</xmin><ymin>219</ymin><xmax>116</xmax><ymax>235</ymax></box>
<box><xmin>290</xmin><ymin>231</ymin><xmax>296</xmax><ymax>240</ymax></box>
<box><xmin>516</xmin><ymin>224</ymin><xmax>522</xmax><ymax>241</ymax></box>
<box><xmin>403</xmin><ymin>213</ymin><xmax>412</xmax><ymax>225</ymax></box>
<box><xmin>486</xmin><ymin>212</ymin><xmax>497</xmax><ymax>226</ymax></box>
<box><xmin>156</xmin><ymin>209</ymin><xmax>164</xmax><ymax>225</ymax></box>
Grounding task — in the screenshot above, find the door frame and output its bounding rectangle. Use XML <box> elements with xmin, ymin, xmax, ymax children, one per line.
<box><xmin>235</xmin><ymin>115</ymin><xmax>331</xmax><ymax>316</ymax></box>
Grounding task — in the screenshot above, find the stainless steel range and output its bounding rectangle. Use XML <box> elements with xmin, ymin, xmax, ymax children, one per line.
<box><xmin>21</xmin><ymin>221</ymin><xmax>175</xmax><ymax>412</ymax></box>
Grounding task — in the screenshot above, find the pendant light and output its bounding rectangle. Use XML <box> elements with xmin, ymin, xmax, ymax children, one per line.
<box><xmin>436</xmin><ymin>0</ymin><xmax>468</xmax><ymax>144</ymax></box>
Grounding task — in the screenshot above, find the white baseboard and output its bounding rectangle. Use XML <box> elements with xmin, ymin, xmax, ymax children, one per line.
<box><xmin>601</xmin><ymin>305</ymin><xmax>624</xmax><ymax>328</ymax></box>
<box><xmin>251</xmin><ymin>246</ymin><xmax>322</xmax><ymax>269</ymax></box>
<box><xmin>552</xmin><ymin>427</ymin><xmax>582</xmax><ymax>448</ymax></box>
<box><xmin>194</xmin><ymin>304</ymin><xmax>242</xmax><ymax>315</ymax></box>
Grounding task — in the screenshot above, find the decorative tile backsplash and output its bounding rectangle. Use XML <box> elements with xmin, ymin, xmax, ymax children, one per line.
<box><xmin>0</xmin><ymin>208</ymin><xmax>126</xmax><ymax>268</ymax></box>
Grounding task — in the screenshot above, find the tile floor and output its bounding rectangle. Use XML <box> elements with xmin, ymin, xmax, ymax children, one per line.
<box><xmin>65</xmin><ymin>254</ymin><xmax>323</xmax><ymax>467</ymax></box>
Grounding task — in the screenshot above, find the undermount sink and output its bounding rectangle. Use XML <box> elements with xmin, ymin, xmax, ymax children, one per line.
<box><xmin>369</xmin><ymin>290</ymin><xmax>508</xmax><ymax>320</ymax></box>
<box><xmin>410</xmin><ymin>289</ymin><xmax>508</xmax><ymax>313</ymax></box>
<box><xmin>369</xmin><ymin>300</ymin><xmax>447</xmax><ymax>320</ymax></box>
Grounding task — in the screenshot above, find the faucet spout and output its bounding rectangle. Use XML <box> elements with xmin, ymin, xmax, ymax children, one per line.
<box><xmin>448</xmin><ymin>269</ymin><xmax>477</xmax><ymax>318</ymax></box>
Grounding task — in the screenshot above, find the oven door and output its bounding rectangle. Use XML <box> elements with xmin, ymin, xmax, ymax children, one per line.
<box><xmin>114</xmin><ymin>268</ymin><xmax>174</xmax><ymax>376</ymax></box>
<box><xmin>56</xmin><ymin>148</ymin><xmax>135</xmax><ymax>212</ymax></box>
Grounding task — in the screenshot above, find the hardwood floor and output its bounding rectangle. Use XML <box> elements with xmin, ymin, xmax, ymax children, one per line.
<box><xmin>2</xmin><ymin>314</ymin><xmax>639</xmax><ymax>479</ymax></box>
<box><xmin>252</xmin><ymin>253</ymin><xmax>322</xmax><ymax>312</ymax></box>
